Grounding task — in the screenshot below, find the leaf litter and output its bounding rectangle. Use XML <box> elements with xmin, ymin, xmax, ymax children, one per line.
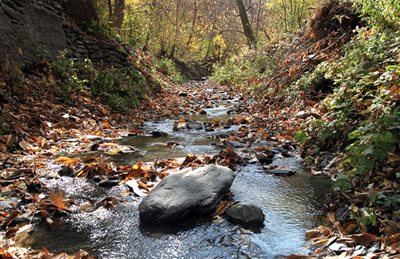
<box><xmin>0</xmin><ymin>78</ymin><xmax>398</xmax><ymax>258</ymax></box>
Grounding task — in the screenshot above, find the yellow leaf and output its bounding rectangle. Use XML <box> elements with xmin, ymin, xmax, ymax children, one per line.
<box><xmin>107</xmin><ymin>149</ymin><xmax>120</xmax><ymax>155</ymax></box>
<box><xmin>54</xmin><ymin>156</ymin><xmax>80</xmax><ymax>166</ymax></box>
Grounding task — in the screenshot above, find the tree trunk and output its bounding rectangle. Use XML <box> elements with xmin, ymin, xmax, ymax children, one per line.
<box><xmin>186</xmin><ymin>0</ymin><xmax>198</xmax><ymax>47</ymax></box>
<box><xmin>113</xmin><ymin>0</ymin><xmax>125</xmax><ymax>31</ymax></box>
<box><xmin>235</xmin><ymin>0</ymin><xmax>257</xmax><ymax>48</ymax></box>
<box><xmin>170</xmin><ymin>0</ymin><xmax>181</xmax><ymax>59</ymax></box>
<box><xmin>107</xmin><ymin>0</ymin><xmax>113</xmax><ymax>23</ymax></box>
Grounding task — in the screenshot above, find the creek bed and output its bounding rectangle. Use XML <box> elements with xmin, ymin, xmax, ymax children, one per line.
<box><xmin>29</xmin><ymin>100</ymin><xmax>332</xmax><ymax>258</ymax></box>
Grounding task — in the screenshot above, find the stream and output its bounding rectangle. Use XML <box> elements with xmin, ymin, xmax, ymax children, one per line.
<box><xmin>28</xmin><ymin>90</ymin><xmax>332</xmax><ymax>258</ymax></box>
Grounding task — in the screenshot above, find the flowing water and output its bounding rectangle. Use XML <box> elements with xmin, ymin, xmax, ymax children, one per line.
<box><xmin>30</xmin><ymin>96</ymin><xmax>332</xmax><ymax>258</ymax></box>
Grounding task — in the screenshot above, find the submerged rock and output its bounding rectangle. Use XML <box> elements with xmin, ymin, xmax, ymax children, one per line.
<box><xmin>186</xmin><ymin>121</ymin><xmax>203</xmax><ymax>130</ymax></box>
<box><xmin>263</xmin><ymin>168</ymin><xmax>296</xmax><ymax>176</ymax></box>
<box><xmin>256</xmin><ymin>150</ymin><xmax>275</xmax><ymax>164</ymax></box>
<box><xmin>139</xmin><ymin>165</ymin><xmax>235</xmax><ymax>225</ymax></box>
<box><xmin>151</xmin><ymin>131</ymin><xmax>168</xmax><ymax>138</ymax></box>
<box><xmin>226</xmin><ymin>203</ymin><xmax>265</xmax><ymax>228</ymax></box>
<box><xmin>58</xmin><ymin>166</ymin><xmax>73</xmax><ymax>177</ymax></box>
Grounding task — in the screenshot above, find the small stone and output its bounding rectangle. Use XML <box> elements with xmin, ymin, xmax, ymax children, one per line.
<box><xmin>178</xmin><ymin>91</ymin><xmax>188</xmax><ymax>97</ymax></box>
<box><xmin>98</xmin><ymin>180</ymin><xmax>119</xmax><ymax>188</ymax></box>
<box><xmin>226</xmin><ymin>203</ymin><xmax>265</xmax><ymax>228</ymax></box>
<box><xmin>263</xmin><ymin>168</ymin><xmax>296</xmax><ymax>176</ymax></box>
<box><xmin>151</xmin><ymin>131</ymin><xmax>168</xmax><ymax>138</ymax></box>
<box><xmin>186</xmin><ymin>122</ymin><xmax>203</xmax><ymax>130</ymax></box>
<box><xmin>90</xmin><ymin>143</ymin><xmax>99</xmax><ymax>151</ymax></box>
<box><xmin>199</xmin><ymin>109</ymin><xmax>207</xmax><ymax>115</ymax></box>
<box><xmin>256</xmin><ymin>152</ymin><xmax>274</xmax><ymax>164</ymax></box>
<box><xmin>58</xmin><ymin>167</ymin><xmax>73</xmax><ymax>177</ymax></box>
<box><xmin>223</xmin><ymin>140</ymin><xmax>245</xmax><ymax>148</ymax></box>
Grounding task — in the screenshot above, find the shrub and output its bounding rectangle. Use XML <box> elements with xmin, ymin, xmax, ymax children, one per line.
<box><xmin>154</xmin><ymin>58</ymin><xmax>186</xmax><ymax>84</ymax></box>
<box><xmin>50</xmin><ymin>53</ymin><xmax>152</xmax><ymax>113</ymax></box>
<box><xmin>91</xmin><ymin>67</ymin><xmax>150</xmax><ymax>113</ymax></box>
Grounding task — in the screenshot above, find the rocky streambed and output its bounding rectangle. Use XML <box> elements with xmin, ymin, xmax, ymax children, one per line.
<box><xmin>1</xmin><ymin>82</ymin><xmax>332</xmax><ymax>258</ymax></box>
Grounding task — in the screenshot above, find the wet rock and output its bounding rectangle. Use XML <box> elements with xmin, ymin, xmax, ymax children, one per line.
<box><xmin>199</xmin><ymin>109</ymin><xmax>207</xmax><ymax>115</ymax></box>
<box><xmin>139</xmin><ymin>165</ymin><xmax>235</xmax><ymax>225</ymax></box>
<box><xmin>223</xmin><ymin>140</ymin><xmax>245</xmax><ymax>148</ymax></box>
<box><xmin>90</xmin><ymin>143</ymin><xmax>99</xmax><ymax>151</ymax></box>
<box><xmin>263</xmin><ymin>168</ymin><xmax>296</xmax><ymax>176</ymax></box>
<box><xmin>186</xmin><ymin>121</ymin><xmax>203</xmax><ymax>130</ymax></box>
<box><xmin>58</xmin><ymin>166</ymin><xmax>73</xmax><ymax>177</ymax></box>
<box><xmin>0</xmin><ymin>197</ymin><xmax>21</xmax><ymax>208</ymax></box>
<box><xmin>256</xmin><ymin>151</ymin><xmax>274</xmax><ymax>164</ymax></box>
<box><xmin>85</xmin><ymin>135</ymin><xmax>102</xmax><ymax>141</ymax></box>
<box><xmin>151</xmin><ymin>131</ymin><xmax>168</xmax><ymax>138</ymax></box>
<box><xmin>178</xmin><ymin>91</ymin><xmax>188</xmax><ymax>97</ymax></box>
<box><xmin>226</xmin><ymin>203</ymin><xmax>265</xmax><ymax>228</ymax></box>
<box><xmin>98</xmin><ymin>180</ymin><xmax>119</xmax><ymax>188</ymax></box>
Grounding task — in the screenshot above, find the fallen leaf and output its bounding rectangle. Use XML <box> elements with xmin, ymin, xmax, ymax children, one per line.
<box><xmin>54</xmin><ymin>156</ymin><xmax>81</xmax><ymax>166</ymax></box>
<box><xmin>49</xmin><ymin>191</ymin><xmax>68</xmax><ymax>210</ymax></box>
<box><xmin>19</xmin><ymin>140</ymin><xmax>31</xmax><ymax>151</ymax></box>
<box><xmin>306</xmin><ymin>226</ymin><xmax>332</xmax><ymax>240</ymax></box>
<box><xmin>349</xmin><ymin>232</ymin><xmax>377</xmax><ymax>246</ymax></box>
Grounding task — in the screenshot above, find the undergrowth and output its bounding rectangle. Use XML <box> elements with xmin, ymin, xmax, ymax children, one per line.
<box><xmin>154</xmin><ymin>57</ymin><xmax>186</xmax><ymax>84</ymax></box>
<box><xmin>210</xmin><ymin>43</ymin><xmax>286</xmax><ymax>90</ymax></box>
<box><xmin>50</xmin><ymin>52</ymin><xmax>154</xmax><ymax>113</ymax></box>
<box><xmin>296</xmin><ymin>0</ymin><xmax>400</xmax><ymax>233</ymax></box>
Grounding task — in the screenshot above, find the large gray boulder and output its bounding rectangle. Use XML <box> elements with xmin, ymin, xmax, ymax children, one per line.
<box><xmin>139</xmin><ymin>165</ymin><xmax>235</xmax><ymax>225</ymax></box>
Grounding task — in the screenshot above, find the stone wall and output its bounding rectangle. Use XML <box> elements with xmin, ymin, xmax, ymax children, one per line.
<box><xmin>0</xmin><ymin>0</ymin><xmax>67</xmax><ymax>66</ymax></box>
<box><xmin>64</xmin><ymin>23</ymin><xmax>130</xmax><ymax>67</ymax></box>
<box><xmin>0</xmin><ymin>0</ymin><xmax>130</xmax><ymax>67</ymax></box>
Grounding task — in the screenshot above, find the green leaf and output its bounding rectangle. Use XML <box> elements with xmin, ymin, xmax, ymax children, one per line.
<box><xmin>294</xmin><ymin>130</ymin><xmax>308</xmax><ymax>144</ymax></box>
<box><xmin>348</xmin><ymin>129</ymin><xmax>362</xmax><ymax>140</ymax></box>
<box><xmin>360</xmin><ymin>208</ymin><xmax>377</xmax><ymax>226</ymax></box>
<box><xmin>335</xmin><ymin>174</ymin><xmax>352</xmax><ymax>191</ymax></box>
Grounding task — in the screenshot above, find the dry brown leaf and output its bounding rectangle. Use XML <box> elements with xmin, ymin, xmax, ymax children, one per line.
<box><xmin>49</xmin><ymin>191</ymin><xmax>68</xmax><ymax>210</ymax></box>
<box><xmin>137</xmin><ymin>180</ymin><xmax>149</xmax><ymax>191</ymax></box>
<box><xmin>305</xmin><ymin>226</ymin><xmax>332</xmax><ymax>240</ymax></box>
<box><xmin>349</xmin><ymin>232</ymin><xmax>377</xmax><ymax>246</ymax></box>
<box><xmin>99</xmin><ymin>106</ymin><xmax>109</xmax><ymax>115</ymax></box>
<box><xmin>101</xmin><ymin>121</ymin><xmax>111</xmax><ymax>129</ymax></box>
<box><xmin>213</xmin><ymin>200</ymin><xmax>231</xmax><ymax>217</ymax></box>
<box><xmin>19</xmin><ymin>140</ymin><xmax>30</xmax><ymax>151</ymax></box>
